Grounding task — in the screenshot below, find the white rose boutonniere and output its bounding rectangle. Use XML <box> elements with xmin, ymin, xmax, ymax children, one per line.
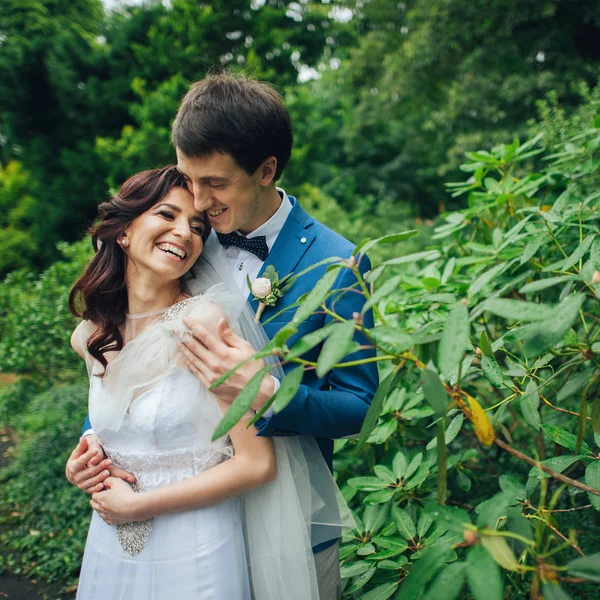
<box><xmin>249</xmin><ymin>265</ymin><xmax>284</xmax><ymax>322</ymax></box>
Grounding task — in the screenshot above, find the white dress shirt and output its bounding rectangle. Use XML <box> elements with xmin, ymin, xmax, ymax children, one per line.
<box><xmin>220</xmin><ymin>188</ymin><xmax>292</xmax><ymax>292</ymax></box>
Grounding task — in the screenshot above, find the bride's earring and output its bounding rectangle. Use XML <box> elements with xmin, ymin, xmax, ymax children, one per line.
<box><xmin>120</xmin><ymin>237</ymin><xmax>129</xmax><ymax>248</ymax></box>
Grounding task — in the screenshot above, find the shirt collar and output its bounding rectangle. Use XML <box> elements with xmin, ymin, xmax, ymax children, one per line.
<box><xmin>246</xmin><ymin>187</ymin><xmax>292</xmax><ymax>249</ymax></box>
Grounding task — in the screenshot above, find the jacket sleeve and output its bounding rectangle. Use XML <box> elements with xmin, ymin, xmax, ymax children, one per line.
<box><xmin>256</xmin><ymin>255</ymin><xmax>379</xmax><ymax>439</ymax></box>
<box><xmin>81</xmin><ymin>415</ymin><xmax>92</xmax><ymax>437</ymax></box>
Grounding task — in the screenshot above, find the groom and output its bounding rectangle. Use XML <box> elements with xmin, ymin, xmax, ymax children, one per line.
<box><xmin>68</xmin><ymin>73</ymin><xmax>378</xmax><ymax>599</ymax></box>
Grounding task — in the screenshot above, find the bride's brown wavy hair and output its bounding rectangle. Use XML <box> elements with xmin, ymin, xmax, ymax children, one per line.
<box><xmin>69</xmin><ymin>165</ymin><xmax>209</xmax><ymax>370</ymax></box>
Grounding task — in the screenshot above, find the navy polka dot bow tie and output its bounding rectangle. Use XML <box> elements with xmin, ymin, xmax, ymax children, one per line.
<box><xmin>216</xmin><ymin>232</ymin><xmax>269</xmax><ymax>262</ymax></box>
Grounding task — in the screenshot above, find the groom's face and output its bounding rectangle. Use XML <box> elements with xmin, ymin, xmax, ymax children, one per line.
<box><xmin>176</xmin><ymin>150</ymin><xmax>271</xmax><ymax>235</ymax></box>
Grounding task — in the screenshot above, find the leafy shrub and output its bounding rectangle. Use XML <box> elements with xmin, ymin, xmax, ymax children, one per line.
<box><xmin>0</xmin><ymin>239</ymin><xmax>92</xmax><ymax>383</ymax></box>
<box><xmin>237</xmin><ymin>99</ymin><xmax>600</xmax><ymax>598</ymax></box>
<box><xmin>0</xmin><ymin>384</ymin><xmax>90</xmax><ymax>584</ymax></box>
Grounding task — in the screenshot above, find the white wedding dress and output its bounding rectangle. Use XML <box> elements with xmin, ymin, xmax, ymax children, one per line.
<box><xmin>76</xmin><ymin>287</ymin><xmax>350</xmax><ymax>600</ymax></box>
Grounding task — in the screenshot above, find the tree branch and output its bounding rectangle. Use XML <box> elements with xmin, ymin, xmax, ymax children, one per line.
<box><xmin>494</xmin><ymin>438</ymin><xmax>600</xmax><ymax>497</ymax></box>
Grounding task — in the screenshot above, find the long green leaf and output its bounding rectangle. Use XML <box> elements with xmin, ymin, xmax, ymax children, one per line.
<box><xmin>567</xmin><ymin>552</ymin><xmax>600</xmax><ymax>582</ymax></box>
<box><xmin>212</xmin><ymin>366</ymin><xmax>273</xmax><ymax>440</ymax></box>
<box><xmin>383</xmin><ymin>249</ymin><xmax>441</xmax><ymax>267</ymax></box>
<box><xmin>354</xmin><ymin>230</ymin><xmax>418</xmax><ymax>256</ymax></box>
<box><xmin>316</xmin><ymin>320</ymin><xmax>358</xmax><ymax>377</ymax></box>
<box><xmin>484</xmin><ymin>298</ymin><xmax>556</xmax><ymax>321</ymax></box>
<box><xmin>420</xmin><ymin>369</ymin><xmax>450</xmax><ymax>418</ymax></box>
<box><xmin>358</xmin><ymin>371</ymin><xmax>397</xmax><ymax>447</ymax></box>
<box><xmin>394</xmin><ymin>545</ymin><xmax>453</xmax><ymax>600</ymax></box>
<box><xmin>585</xmin><ymin>461</ymin><xmax>600</xmax><ymax>510</ymax></box>
<box><xmin>438</xmin><ymin>305</ymin><xmax>470</xmax><ymax>376</ymax></box>
<box><xmin>273</xmin><ymin>365</ymin><xmax>305</xmax><ymax>413</ymax></box>
<box><xmin>426</xmin><ymin>562</ymin><xmax>467</xmax><ymax>600</ymax></box>
<box><xmin>285</xmin><ymin>321</ymin><xmax>337</xmax><ymax>360</ymax></box>
<box><xmin>291</xmin><ymin>266</ymin><xmax>341</xmax><ymax>325</ymax></box>
<box><xmin>467</xmin><ymin>545</ymin><xmax>502</xmax><ymax>600</ymax></box>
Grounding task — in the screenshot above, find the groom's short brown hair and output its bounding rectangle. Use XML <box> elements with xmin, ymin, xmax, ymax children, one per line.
<box><xmin>172</xmin><ymin>73</ymin><xmax>293</xmax><ymax>181</ymax></box>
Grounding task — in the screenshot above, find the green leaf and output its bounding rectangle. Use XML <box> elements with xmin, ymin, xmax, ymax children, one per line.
<box><xmin>528</xmin><ymin>455</ymin><xmax>583</xmax><ymax>479</ymax></box>
<box><xmin>291</xmin><ymin>266</ymin><xmax>341</xmax><ymax>325</ymax></box>
<box><xmin>273</xmin><ymin>365</ymin><xmax>304</xmax><ymax>413</ymax></box>
<box><xmin>355</xmin><ymin>230</ymin><xmax>419</xmax><ymax>256</ymax></box>
<box><xmin>484</xmin><ymin>298</ymin><xmax>556</xmax><ymax>321</ymax></box>
<box><xmin>364</xmin><ymin>488</ymin><xmax>398</xmax><ymax>505</ymax></box>
<box><xmin>519</xmin><ymin>275</ymin><xmax>576</xmax><ymax>293</ymax></box>
<box><xmin>212</xmin><ymin>366</ymin><xmax>272</xmax><ymax>440</ymax></box>
<box><xmin>426</xmin><ymin>562</ymin><xmax>467</xmax><ymax>600</ymax></box>
<box><xmin>468</xmin><ymin>263</ymin><xmax>507</xmax><ymax>296</ymax></box>
<box><xmin>541</xmin><ymin>424</ymin><xmax>591</xmax><ymax>455</ymax></box>
<box><xmin>480</xmin><ymin>534</ymin><xmax>518</xmax><ymax>571</ymax></box>
<box><xmin>429</xmin><ymin>504</ymin><xmax>471</xmax><ymax>534</ymax></box>
<box><xmin>358</xmin><ymin>371</ymin><xmax>397</xmax><ymax>447</ymax></box>
<box><xmin>541</xmin><ymin>583</ymin><xmax>573</xmax><ymax>600</ymax></box>
<box><xmin>427</xmin><ymin>413</ymin><xmax>464</xmax><ymax>449</ymax></box>
<box><xmin>340</xmin><ymin>561</ymin><xmax>371</xmax><ymax>578</ymax></box>
<box><xmin>369</xmin><ymin>326</ymin><xmax>413</xmax><ymax>354</ymax></box>
<box><xmin>523</xmin><ymin>294</ymin><xmax>585</xmax><ymax>356</ymax></box>
<box><xmin>481</xmin><ymin>355</ymin><xmax>504</xmax><ymax>388</ymax></box>
<box><xmin>392</xmin><ymin>451</ymin><xmax>407</xmax><ymax>480</ymax></box>
<box><xmin>375</xmin><ymin>465</ymin><xmax>397</xmax><ymax>484</ymax></box>
<box><xmin>316</xmin><ymin>320</ymin><xmax>357</xmax><ymax>377</ymax></box>
<box><xmin>262</xmin><ymin>264</ymin><xmax>279</xmax><ymax>284</ymax></box>
<box><xmin>520</xmin><ymin>395</ymin><xmax>541</xmax><ymax>431</ymax></box>
<box><xmin>479</xmin><ymin>330</ymin><xmax>494</xmax><ymax>357</ymax></box>
<box><xmin>524</xmin><ymin>380</ymin><xmax>540</xmax><ymax>409</ymax></box>
<box><xmin>404</xmin><ymin>452</ymin><xmax>423</xmax><ymax>480</ymax></box>
<box><xmin>392</xmin><ymin>506</ymin><xmax>416</xmax><ymax>541</ymax></box>
<box><xmin>344</xmin><ymin>566</ymin><xmax>377</xmax><ymax>594</ymax></box>
<box><xmin>545</xmin><ymin>234</ymin><xmax>595</xmax><ymax>272</ymax></box>
<box><xmin>347</xmin><ymin>477</ymin><xmax>389</xmax><ymax>491</ymax></box>
<box><xmin>585</xmin><ymin>461</ymin><xmax>600</xmax><ymax>510</ymax></box>
<box><xmin>394</xmin><ymin>545</ymin><xmax>453</xmax><ymax>600</ymax></box>
<box><xmin>361</xmin><ymin>583</ymin><xmax>398</xmax><ymax>600</ymax></box>
<box><xmin>420</xmin><ymin>369</ymin><xmax>450</xmax><ymax>418</ymax></box>
<box><xmin>567</xmin><ymin>552</ymin><xmax>600</xmax><ymax>582</ymax></box>
<box><xmin>499</xmin><ymin>475</ymin><xmax>527</xmax><ymax>501</ymax></box>
<box><xmin>595</xmin><ymin>115</ymin><xmax>600</xmax><ymax>129</ymax></box>
<box><xmin>438</xmin><ymin>305</ymin><xmax>470</xmax><ymax>375</ymax></box>
<box><xmin>520</xmin><ymin>233</ymin><xmax>548</xmax><ymax>265</ymax></box>
<box><xmin>382</xmin><ymin>249</ymin><xmax>441</xmax><ymax>267</ymax></box>
<box><xmin>363</xmin><ymin>275</ymin><xmax>402</xmax><ymax>311</ymax></box>
<box><xmin>467</xmin><ymin>544</ymin><xmax>502</xmax><ymax>600</ymax></box>
<box><xmin>272</xmin><ymin>324</ymin><xmax>299</xmax><ymax>346</ymax></box>
<box><xmin>285</xmin><ymin>321</ymin><xmax>336</xmax><ymax>359</ymax></box>
<box><xmin>364</xmin><ymin>504</ymin><xmax>390</xmax><ymax>534</ymax></box>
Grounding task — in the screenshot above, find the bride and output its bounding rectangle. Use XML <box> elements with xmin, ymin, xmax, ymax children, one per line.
<box><xmin>68</xmin><ymin>166</ymin><xmax>347</xmax><ymax>600</ymax></box>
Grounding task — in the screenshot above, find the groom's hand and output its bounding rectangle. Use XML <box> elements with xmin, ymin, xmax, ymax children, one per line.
<box><xmin>66</xmin><ymin>435</ymin><xmax>136</xmax><ymax>493</ymax></box>
<box><xmin>179</xmin><ymin>316</ymin><xmax>276</xmax><ymax>410</ymax></box>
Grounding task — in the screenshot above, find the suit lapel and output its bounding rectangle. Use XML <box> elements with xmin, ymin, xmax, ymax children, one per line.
<box><xmin>247</xmin><ymin>198</ymin><xmax>316</xmax><ymax>311</ymax></box>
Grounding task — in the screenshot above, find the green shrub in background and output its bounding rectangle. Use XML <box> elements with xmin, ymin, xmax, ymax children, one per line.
<box><xmin>0</xmin><ymin>239</ymin><xmax>92</xmax><ymax>383</ymax></box>
<box><xmin>0</xmin><ymin>385</ymin><xmax>90</xmax><ymax>583</ymax></box>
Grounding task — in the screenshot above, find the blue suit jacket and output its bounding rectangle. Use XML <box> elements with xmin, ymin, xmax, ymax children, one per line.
<box><xmin>248</xmin><ymin>198</ymin><xmax>379</xmax><ymax>471</ymax></box>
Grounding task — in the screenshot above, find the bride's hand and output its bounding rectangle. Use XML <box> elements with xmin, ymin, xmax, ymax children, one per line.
<box><xmin>90</xmin><ymin>477</ymin><xmax>141</xmax><ymax>525</ymax></box>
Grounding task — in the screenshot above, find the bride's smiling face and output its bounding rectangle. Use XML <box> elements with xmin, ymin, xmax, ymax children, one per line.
<box><xmin>122</xmin><ymin>187</ymin><xmax>206</xmax><ymax>281</ymax></box>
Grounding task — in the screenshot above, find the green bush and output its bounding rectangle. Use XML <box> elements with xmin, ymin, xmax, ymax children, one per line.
<box><xmin>0</xmin><ymin>239</ymin><xmax>92</xmax><ymax>383</ymax></box>
<box><xmin>0</xmin><ymin>384</ymin><xmax>90</xmax><ymax>584</ymax></box>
